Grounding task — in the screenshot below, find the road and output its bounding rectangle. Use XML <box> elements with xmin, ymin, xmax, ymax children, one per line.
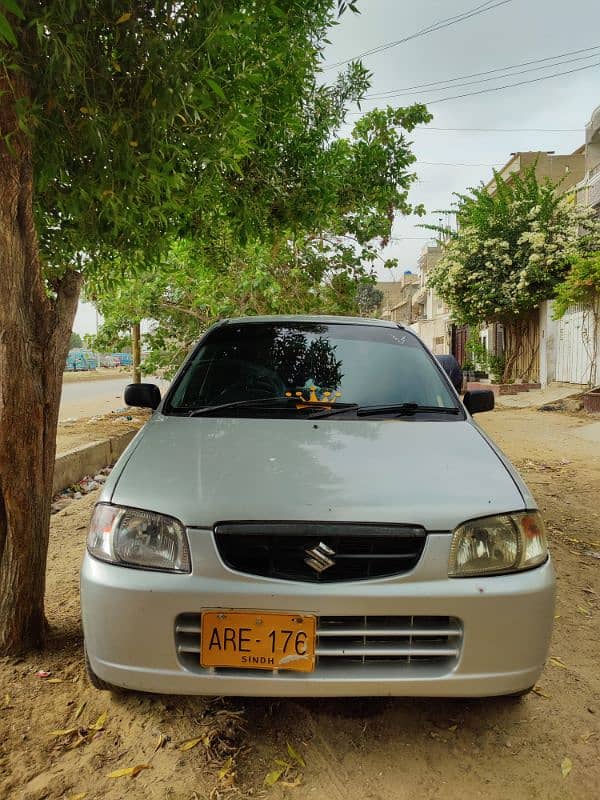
<box><xmin>59</xmin><ymin>377</ymin><xmax>167</xmax><ymax>420</ymax></box>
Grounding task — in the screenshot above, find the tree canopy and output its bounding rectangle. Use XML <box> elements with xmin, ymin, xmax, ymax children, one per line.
<box><xmin>427</xmin><ymin>168</ymin><xmax>600</xmax><ymax>326</ymax></box>
<box><xmin>1</xmin><ymin>0</ymin><xmax>434</xmax><ymax>655</ymax></box>
<box><xmin>553</xmin><ymin>251</ymin><xmax>600</xmax><ymax>319</ymax></box>
<box><xmin>86</xmin><ymin>96</ymin><xmax>431</xmax><ymax>375</ymax></box>
<box><xmin>425</xmin><ymin>168</ymin><xmax>600</xmax><ymax>380</ymax></box>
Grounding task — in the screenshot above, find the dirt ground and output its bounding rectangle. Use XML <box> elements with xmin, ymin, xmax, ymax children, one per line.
<box><xmin>56</xmin><ymin>412</ymin><xmax>149</xmax><ymax>456</ymax></box>
<box><xmin>1</xmin><ymin>406</ymin><xmax>599</xmax><ymax>800</ymax></box>
<box><xmin>62</xmin><ymin>369</ymin><xmax>130</xmax><ymax>384</ymax></box>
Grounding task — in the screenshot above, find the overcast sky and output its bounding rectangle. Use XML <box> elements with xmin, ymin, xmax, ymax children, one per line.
<box><xmin>74</xmin><ymin>0</ymin><xmax>600</xmax><ymax>333</ymax></box>
<box><xmin>323</xmin><ymin>0</ymin><xmax>600</xmax><ymax>281</ymax></box>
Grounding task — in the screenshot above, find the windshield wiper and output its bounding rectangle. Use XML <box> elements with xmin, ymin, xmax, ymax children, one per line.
<box><xmin>188</xmin><ymin>396</ymin><xmax>294</xmax><ymax>416</ymax></box>
<box><xmin>187</xmin><ymin>397</ymin><xmax>358</xmax><ymax>417</ymax></box>
<box><xmin>358</xmin><ymin>403</ymin><xmax>460</xmax><ymax>417</ymax></box>
<box><xmin>310</xmin><ymin>402</ymin><xmax>460</xmax><ymax>419</ymax></box>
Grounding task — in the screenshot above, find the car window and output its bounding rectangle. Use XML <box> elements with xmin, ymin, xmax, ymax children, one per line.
<box><xmin>166</xmin><ymin>322</ymin><xmax>457</xmax><ymax>416</ymax></box>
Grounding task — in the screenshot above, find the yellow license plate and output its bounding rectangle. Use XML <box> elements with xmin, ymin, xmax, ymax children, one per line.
<box><xmin>201</xmin><ymin>610</ymin><xmax>316</xmax><ymax>672</ymax></box>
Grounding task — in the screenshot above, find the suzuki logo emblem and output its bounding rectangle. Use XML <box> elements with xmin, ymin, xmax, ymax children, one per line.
<box><xmin>304</xmin><ymin>541</ymin><xmax>336</xmax><ymax>573</ymax></box>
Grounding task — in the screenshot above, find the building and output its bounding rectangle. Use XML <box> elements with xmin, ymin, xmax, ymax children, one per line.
<box><xmin>378</xmin><ymin>272</ymin><xmax>420</xmax><ymax>325</ymax></box>
<box><xmin>410</xmin><ymin>245</ymin><xmax>451</xmax><ymax>354</ymax></box>
<box><xmin>576</xmin><ymin>105</ymin><xmax>600</xmax><ymax>217</ymax></box>
<box><xmin>540</xmin><ymin>106</ymin><xmax>600</xmax><ymax>387</ymax></box>
<box><xmin>486</xmin><ymin>149</ymin><xmax>585</xmax><ymax>196</ymax></box>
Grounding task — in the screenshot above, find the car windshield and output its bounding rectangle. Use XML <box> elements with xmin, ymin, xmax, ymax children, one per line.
<box><xmin>166</xmin><ymin>321</ymin><xmax>459</xmax><ymax>418</ymax></box>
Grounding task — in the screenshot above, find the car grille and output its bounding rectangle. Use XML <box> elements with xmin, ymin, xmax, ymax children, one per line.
<box><xmin>175</xmin><ymin>614</ymin><xmax>462</xmax><ymax>675</ymax></box>
<box><xmin>213</xmin><ymin>522</ymin><xmax>427</xmax><ymax>582</ymax></box>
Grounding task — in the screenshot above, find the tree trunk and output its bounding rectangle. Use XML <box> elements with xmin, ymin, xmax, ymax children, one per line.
<box><xmin>502</xmin><ymin>319</ymin><xmax>524</xmax><ymax>384</ymax></box>
<box><xmin>132</xmin><ymin>322</ymin><xmax>141</xmax><ymax>383</ymax></box>
<box><xmin>0</xmin><ymin>85</ymin><xmax>82</xmax><ymax>655</ymax></box>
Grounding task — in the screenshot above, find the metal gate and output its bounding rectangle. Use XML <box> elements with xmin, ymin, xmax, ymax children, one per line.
<box><xmin>555</xmin><ymin>304</ymin><xmax>596</xmax><ymax>384</ymax></box>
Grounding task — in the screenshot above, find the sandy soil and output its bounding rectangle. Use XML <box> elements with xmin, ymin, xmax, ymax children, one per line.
<box><xmin>1</xmin><ymin>407</ymin><xmax>599</xmax><ymax>800</ymax></box>
<box><xmin>62</xmin><ymin>369</ymin><xmax>129</xmax><ymax>384</ymax></box>
<box><xmin>56</xmin><ymin>412</ymin><xmax>149</xmax><ymax>456</ymax></box>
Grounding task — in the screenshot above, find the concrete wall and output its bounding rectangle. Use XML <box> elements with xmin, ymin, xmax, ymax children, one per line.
<box><xmin>53</xmin><ymin>430</ymin><xmax>138</xmax><ymax>493</ymax></box>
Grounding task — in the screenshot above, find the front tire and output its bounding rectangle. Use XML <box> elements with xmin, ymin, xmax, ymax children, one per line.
<box><xmin>84</xmin><ymin>644</ymin><xmax>121</xmax><ymax>693</ymax></box>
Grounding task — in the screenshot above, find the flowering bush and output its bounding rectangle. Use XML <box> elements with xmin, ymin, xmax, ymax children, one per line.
<box><xmin>426</xmin><ymin>168</ymin><xmax>600</xmax><ymax>380</ymax></box>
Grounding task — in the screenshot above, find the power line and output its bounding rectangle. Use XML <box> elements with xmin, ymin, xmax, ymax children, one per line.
<box><xmin>347</xmin><ymin>59</ymin><xmax>600</xmax><ymax>112</ymax></box>
<box><xmin>364</xmin><ymin>43</ymin><xmax>600</xmax><ymax>97</ymax></box>
<box><xmin>424</xmin><ymin>59</ymin><xmax>600</xmax><ymax>104</ymax></box>
<box><xmin>324</xmin><ymin>0</ymin><xmax>511</xmax><ymax>70</ymax></box>
<box><xmin>413</xmin><ymin>126</ymin><xmax>581</xmax><ymax>132</ymax></box>
<box><xmin>365</xmin><ymin>46</ymin><xmax>600</xmax><ymax>99</ymax></box>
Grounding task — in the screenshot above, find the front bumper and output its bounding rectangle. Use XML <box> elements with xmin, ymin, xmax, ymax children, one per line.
<box><xmin>80</xmin><ymin>532</ymin><xmax>555</xmax><ymax>697</ymax></box>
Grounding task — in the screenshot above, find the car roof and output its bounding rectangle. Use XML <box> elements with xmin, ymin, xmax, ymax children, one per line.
<box><xmin>221</xmin><ymin>314</ymin><xmax>403</xmax><ymax>328</ymax></box>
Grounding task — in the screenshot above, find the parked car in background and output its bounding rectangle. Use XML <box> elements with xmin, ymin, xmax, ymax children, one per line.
<box><xmin>81</xmin><ymin>315</ymin><xmax>554</xmax><ymax>699</ymax></box>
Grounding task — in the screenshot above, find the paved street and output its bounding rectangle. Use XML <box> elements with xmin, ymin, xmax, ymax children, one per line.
<box><xmin>59</xmin><ymin>377</ymin><xmax>168</xmax><ymax>421</ymax></box>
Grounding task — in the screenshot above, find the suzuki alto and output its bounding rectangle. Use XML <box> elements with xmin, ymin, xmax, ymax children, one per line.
<box><xmin>81</xmin><ymin>316</ymin><xmax>555</xmax><ymax>697</ymax></box>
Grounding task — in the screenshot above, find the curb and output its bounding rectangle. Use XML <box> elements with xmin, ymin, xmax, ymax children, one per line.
<box><xmin>53</xmin><ymin>430</ymin><xmax>138</xmax><ymax>494</ymax></box>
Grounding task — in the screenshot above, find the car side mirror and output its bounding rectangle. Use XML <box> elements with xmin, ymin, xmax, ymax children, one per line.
<box><xmin>463</xmin><ymin>389</ymin><xmax>494</xmax><ymax>415</ymax></box>
<box><xmin>124</xmin><ymin>383</ymin><xmax>161</xmax><ymax>410</ymax></box>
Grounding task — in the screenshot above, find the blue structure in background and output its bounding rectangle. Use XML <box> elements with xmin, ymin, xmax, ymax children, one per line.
<box><xmin>113</xmin><ymin>352</ymin><xmax>133</xmax><ymax>366</ymax></box>
<box><xmin>65</xmin><ymin>349</ymin><xmax>98</xmax><ymax>371</ymax></box>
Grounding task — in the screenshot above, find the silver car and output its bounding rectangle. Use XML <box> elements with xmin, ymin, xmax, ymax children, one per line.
<box><xmin>81</xmin><ymin>315</ymin><xmax>554</xmax><ymax>697</ymax></box>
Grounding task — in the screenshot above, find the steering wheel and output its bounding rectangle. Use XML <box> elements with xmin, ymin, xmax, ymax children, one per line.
<box><xmin>214</xmin><ymin>361</ymin><xmax>286</xmax><ymax>403</ymax></box>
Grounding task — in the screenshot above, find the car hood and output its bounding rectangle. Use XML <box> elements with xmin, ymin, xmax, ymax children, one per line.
<box><xmin>108</xmin><ymin>415</ymin><xmax>527</xmax><ymax>530</ymax></box>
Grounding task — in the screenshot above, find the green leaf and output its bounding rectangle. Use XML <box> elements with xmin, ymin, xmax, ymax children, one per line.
<box><xmin>1</xmin><ymin>0</ymin><xmax>24</xmax><ymax>19</ymax></box>
<box><xmin>264</xmin><ymin>767</ymin><xmax>285</xmax><ymax>787</ymax></box>
<box><xmin>0</xmin><ymin>11</ymin><xmax>17</xmax><ymax>45</ymax></box>
<box><xmin>286</xmin><ymin>742</ymin><xmax>306</xmax><ymax>768</ymax></box>
<box><xmin>206</xmin><ymin>78</ymin><xmax>226</xmax><ymax>101</ymax></box>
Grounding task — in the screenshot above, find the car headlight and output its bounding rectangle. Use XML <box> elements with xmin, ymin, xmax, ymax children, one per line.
<box><xmin>87</xmin><ymin>503</ymin><xmax>191</xmax><ymax>573</ymax></box>
<box><xmin>448</xmin><ymin>511</ymin><xmax>548</xmax><ymax>577</ymax></box>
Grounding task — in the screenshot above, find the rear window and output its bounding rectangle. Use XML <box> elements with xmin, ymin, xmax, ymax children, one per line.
<box><xmin>166</xmin><ymin>322</ymin><xmax>457</xmax><ymax>415</ymax></box>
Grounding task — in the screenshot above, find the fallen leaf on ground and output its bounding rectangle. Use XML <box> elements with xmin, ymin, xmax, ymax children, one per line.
<box><xmin>47</xmin><ymin>678</ymin><xmax>63</xmax><ymax>683</ymax></box>
<box><xmin>532</xmin><ymin>686</ymin><xmax>550</xmax><ymax>699</ymax></box>
<box><xmin>89</xmin><ymin>711</ymin><xmax>107</xmax><ymax>731</ymax></box>
<box><xmin>50</xmin><ymin>727</ymin><xmax>78</xmax><ymax>737</ymax></box>
<box><xmin>264</xmin><ymin>767</ymin><xmax>286</xmax><ymax>787</ymax></box>
<box><xmin>561</xmin><ymin>757</ymin><xmax>572</xmax><ymax>778</ymax></box>
<box><xmin>580</xmin><ymin>731</ymin><xmax>597</xmax><ymax>742</ymax></box>
<box><xmin>116</xmin><ymin>12</ymin><xmax>132</xmax><ymax>23</ymax></box>
<box><xmin>549</xmin><ymin>657</ymin><xmax>568</xmax><ymax>670</ymax></box>
<box><xmin>286</xmin><ymin>742</ymin><xmax>306</xmax><ymax>768</ymax></box>
<box><xmin>218</xmin><ymin>757</ymin><xmax>235</xmax><ymax>780</ymax></box>
<box><xmin>108</xmin><ymin>764</ymin><xmax>151</xmax><ymax>779</ymax></box>
<box><xmin>74</xmin><ymin>702</ymin><xmax>86</xmax><ymax>720</ymax></box>
<box><xmin>576</xmin><ymin>606</ymin><xmax>591</xmax><ymax>616</ymax></box>
<box><xmin>154</xmin><ymin>733</ymin><xmax>169</xmax><ymax>752</ymax></box>
<box><xmin>68</xmin><ymin>794</ymin><xmax>87</xmax><ymax>800</ymax></box>
<box><xmin>179</xmin><ymin>736</ymin><xmax>204</xmax><ymax>751</ymax></box>
<box><xmin>67</xmin><ymin>735</ymin><xmax>88</xmax><ymax>750</ymax></box>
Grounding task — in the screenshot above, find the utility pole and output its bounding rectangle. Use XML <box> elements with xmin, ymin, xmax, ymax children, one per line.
<box><xmin>132</xmin><ymin>322</ymin><xmax>141</xmax><ymax>384</ymax></box>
